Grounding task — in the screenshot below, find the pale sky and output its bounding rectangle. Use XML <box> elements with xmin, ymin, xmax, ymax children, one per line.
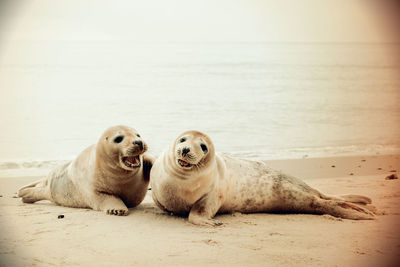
<box><xmin>0</xmin><ymin>0</ymin><xmax>399</xmax><ymax>43</ymax></box>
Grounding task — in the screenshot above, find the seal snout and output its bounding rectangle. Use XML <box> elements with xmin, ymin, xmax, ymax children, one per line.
<box><xmin>182</xmin><ymin>147</ymin><xmax>190</xmax><ymax>157</ymax></box>
<box><xmin>177</xmin><ymin>147</ymin><xmax>195</xmax><ymax>168</ymax></box>
<box><xmin>117</xmin><ymin>134</ymin><xmax>147</xmax><ymax>170</ymax></box>
<box><xmin>121</xmin><ymin>141</ymin><xmax>147</xmax><ymax>170</ymax></box>
<box><xmin>134</xmin><ymin>140</ymin><xmax>143</xmax><ymax>150</ymax></box>
<box><xmin>127</xmin><ymin>139</ymin><xmax>147</xmax><ymax>155</ymax></box>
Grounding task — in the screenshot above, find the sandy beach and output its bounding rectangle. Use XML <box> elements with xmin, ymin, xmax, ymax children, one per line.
<box><xmin>0</xmin><ymin>154</ymin><xmax>399</xmax><ymax>266</ymax></box>
<box><xmin>1</xmin><ymin>0</ymin><xmax>400</xmax><ymax>266</ymax></box>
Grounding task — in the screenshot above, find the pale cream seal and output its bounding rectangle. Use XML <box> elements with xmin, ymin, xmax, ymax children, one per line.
<box><xmin>18</xmin><ymin>125</ymin><xmax>153</xmax><ymax>215</ymax></box>
<box><xmin>150</xmin><ymin>130</ymin><xmax>375</xmax><ymax>225</ymax></box>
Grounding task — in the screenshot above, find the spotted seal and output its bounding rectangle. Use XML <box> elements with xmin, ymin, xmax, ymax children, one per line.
<box><xmin>150</xmin><ymin>130</ymin><xmax>375</xmax><ymax>225</ymax></box>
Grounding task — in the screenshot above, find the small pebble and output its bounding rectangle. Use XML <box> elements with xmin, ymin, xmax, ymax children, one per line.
<box><xmin>148</xmin><ymin>188</ymin><xmax>152</xmax><ymax>191</ymax></box>
<box><xmin>350</xmin><ymin>173</ymin><xmax>354</xmax><ymax>175</ymax></box>
<box><xmin>377</xmin><ymin>167</ymin><xmax>382</xmax><ymax>170</ymax></box>
<box><xmin>58</xmin><ymin>215</ymin><xmax>64</xmax><ymax>219</ymax></box>
<box><xmin>12</xmin><ymin>196</ymin><xmax>18</xmax><ymax>198</ymax></box>
<box><xmin>361</xmin><ymin>159</ymin><xmax>366</xmax><ymax>162</ymax></box>
<box><xmin>390</xmin><ymin>170</ymin><xmax>397</xmax><ymax>173</ymax></box>
<box><xmin>0</xmin><ymin>195</ymin><xmax>3</xmax><ymax>197</ymax></box>
<box><xmin>385</xmin><ymin>174</ymin><xmax>398</xmax><ymax>180</ymax></box>
<box><xmin>331</xmin><ymin>165</ymin><xmax>335</xmax><ymax>168</ymax></box>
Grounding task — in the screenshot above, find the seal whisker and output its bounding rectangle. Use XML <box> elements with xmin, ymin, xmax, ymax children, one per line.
<box><xmin>195</xmin><ymin>161</ymin><xmax>204</xmax><ymax>170</ymax></box>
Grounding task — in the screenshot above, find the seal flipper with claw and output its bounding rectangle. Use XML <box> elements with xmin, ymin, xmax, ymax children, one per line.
<box><xmin>188</xmin><ymin>192</ymin><xmax>223</xmax><ymax>226</ymax></box>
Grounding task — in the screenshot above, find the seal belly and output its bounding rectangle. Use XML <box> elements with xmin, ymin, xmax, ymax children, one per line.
<box><xmin>49</xmin><ymin>161</ymin><xmax>88</xmax><ymax>208</ymax></box>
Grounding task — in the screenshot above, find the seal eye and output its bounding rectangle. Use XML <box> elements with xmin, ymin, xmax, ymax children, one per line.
<box><xmin>200</xmin><ymin>144</ymin><xmax>208</xmax><ymax>153</ymax></box>
<box><xmin>113</xmin><ymin>136</ymin><xmax>124</xmax><ymax>143</ymax></box>
<box><xmin>137</xmin><ymin>134</ymin><xmax>141</xmax><ymax>137</ymax></box>
<box><xmin>179</xmin><ymin>137</ymin><xmax>186</xmax><ymax>143</ymax></box>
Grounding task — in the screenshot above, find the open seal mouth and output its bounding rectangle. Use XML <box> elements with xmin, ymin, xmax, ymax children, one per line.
<box><xmin>178</xmin><ymin>159</ymin><xmax>193</xmax><ymax>168</ymax></box>
<box><xmin>122</xmin><ymin>155</ymin><xmax>141</xmax><ymax>168</ymax></box>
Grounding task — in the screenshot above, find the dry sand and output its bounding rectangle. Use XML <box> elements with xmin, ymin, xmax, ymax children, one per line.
<box><xmin>0</xmin><ymin>154</ymin><xmax>399</xmax><ymax>266</ymax></box>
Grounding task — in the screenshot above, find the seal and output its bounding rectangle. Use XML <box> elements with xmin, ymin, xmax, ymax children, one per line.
<box><xmin>150</xmin><ymin>130</ymin><xmax>375</xmax><ymax>225</ymax></box>
<box><xmin>18</xmin><ymin>125</ymin><xmax>153</xmax><ymax>216</ymax></box>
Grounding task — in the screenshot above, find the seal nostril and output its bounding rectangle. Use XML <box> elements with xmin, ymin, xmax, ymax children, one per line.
<box><xmin>182</xmin><ymin>148</ymin><xmax>190</xmax><ymax>156</ymax></box>
<box><xmin>134</xmin><ymin>140</ymin><xmax>143</xmax><ymax>150</ymax></box>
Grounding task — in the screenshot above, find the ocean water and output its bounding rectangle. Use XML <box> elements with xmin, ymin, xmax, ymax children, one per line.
<box><xmin>0</xmin><ymin>41</ymin><xmax>399</xmax><ymax>173</ymax></box>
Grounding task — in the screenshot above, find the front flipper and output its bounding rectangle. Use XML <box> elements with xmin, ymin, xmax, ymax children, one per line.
<box><xmin>188</xmin><ymin>212</ymin><xmax>223</xmax><ymax>226</ymax></box>
<box><xmin>142</xmin><ymin>153</ymin><xmax>155</xmax><ymax>182</ymax></box>
<box><xmin>93</xmin><ymin>193</ymin><xmax>129</xmax><ymax>216</ymax></box>
<box><xmin>188</xmin><ymin>192</ymin><xmax>223</xmax><ymax>226</ymax></box>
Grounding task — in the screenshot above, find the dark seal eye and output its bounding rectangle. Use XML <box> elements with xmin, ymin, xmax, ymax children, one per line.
<box><xmin>113</xmin><ymin>136</ymin><xmax>124</xmax><ymax>143</ymax></box>
<box><xmin>179</xmin><ymin>137</ymin><xmax>186</xmax><ymax>143</ymax></box>
<box><xmin>200</xmin><ymin>144</ymin><xmax>208</xmax><ymax>153</ymax></box>
<box><xmin>137</xmin><ymin>134</ymin><xmax>141</xmax><ymax>137</ymax></box>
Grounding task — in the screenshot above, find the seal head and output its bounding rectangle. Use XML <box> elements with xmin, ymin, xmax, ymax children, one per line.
<box><xmin>98</xmin><ymin>125</ymin><xmax>148</xmax><ymax>172</ymax></box>
<box><xmin>172</xmin><ymin>130</ymin><xmax>214</xmax><ymax>174</ymax></box>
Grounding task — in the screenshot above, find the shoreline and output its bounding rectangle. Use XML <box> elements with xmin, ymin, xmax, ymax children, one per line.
<box><xmin>0</xmin><ymin>154</ymin><xmax>399</xmax><ymax>266</ymax></box>
<box><xmin>1</xmin><ymin>153</ymin><xmax>399</xmax><ymax>179</ymax></box>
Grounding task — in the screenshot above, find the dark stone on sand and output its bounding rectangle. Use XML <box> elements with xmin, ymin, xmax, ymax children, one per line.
<box><xmin>385</xmin><ymin>174</ymin><xmax>398</xmax><ymax>180</ymax></box>
<box><xmin>331</xmin><ymin>165</ymin><xmax>335</xmax><ymax>168</ymax></box>
<box><xmin>361</xmin><ymin>159</ymin><xmax>366</xmax><ymax>162</ymax></box>
<box><xmin>12</xmin><ymin>196</ymin><xmax>18</xmax><ymax>198</ymax></box>
<box><xmin>148</xmin><ymin>188</ymin><xmax>152</xmax><ymax>190</ymax></box>
<box><xmin>377</xmin><ymin>168</ymin><xmax>382</xmax><ymax>170</ymax></box>
<box><xmin>350</xmin><ymin>173</ymin><xmax>354</xmax><ymax>175</ymax></box>
<box><xmin>0</xmin><ymin>195</ymin><xmax>2</xmax><ymax>197</ymax></box>
<box><xmin>58</xmin><ymin>215</ymin><xmax>64</xmax><ymax>219</ymax></box>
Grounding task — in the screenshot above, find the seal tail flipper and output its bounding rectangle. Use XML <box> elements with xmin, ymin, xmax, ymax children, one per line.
<box><xmin>329</xmin><ymin>201</ymin><xmax>375</xmax><ymax>220</ymax></box>
<box><xmin>312</xmin><ymin>197</ymin><xmax>376</xmax><ymax>220</ymax></box>
<box><xmin>339</xmin><ymin>194</ymin><xmax>372</xmax><ymax>205</ymax></box>
<box><xmin>339</xmin><ymin>195</ymin><xmax>376</xmax><ymax>214</ymax></box>
<box><xmin>18</xmin><ymin>179</ymin><xmax>45</xmax><ymax>191</ymax></box>
<box><xmin>314</xmin><ymin>189</ymin><xmax>372</xmax><ymax>205</ymax></box>
<box><xmin>17</xmin><ymin>178</ymin><xmax>49</xmax><ymax>203</ymax></box>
